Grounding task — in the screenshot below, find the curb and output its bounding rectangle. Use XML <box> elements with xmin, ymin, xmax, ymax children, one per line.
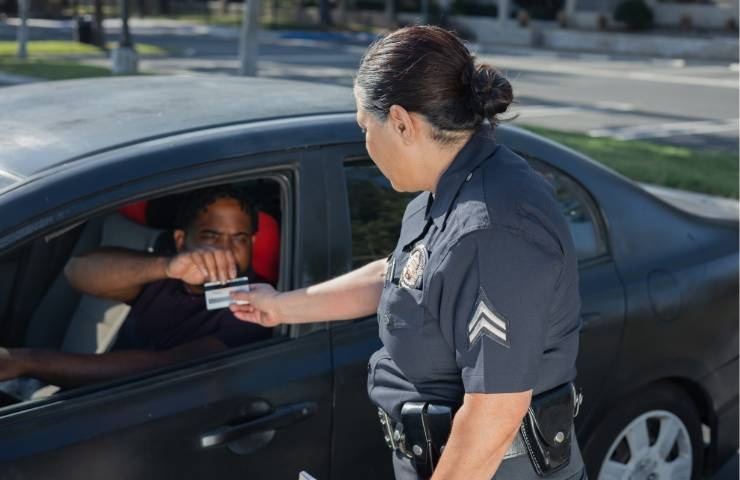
<box><xmin>0</xmin><ymin>71</ymin><xmax>40</xmax><ymax>85</ymax></box>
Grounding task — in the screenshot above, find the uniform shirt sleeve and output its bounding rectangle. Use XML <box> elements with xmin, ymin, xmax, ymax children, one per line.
<box><xmin>434</xmin><ymin>225</ymin><xmax>564</xmax><ymax>394</ymax></box>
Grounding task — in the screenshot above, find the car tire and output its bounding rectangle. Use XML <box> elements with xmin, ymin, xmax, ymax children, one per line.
<box><xmin>583</xmin><ymin>383</ymin><xmax>703</xmax><ymax>480</ymax></box>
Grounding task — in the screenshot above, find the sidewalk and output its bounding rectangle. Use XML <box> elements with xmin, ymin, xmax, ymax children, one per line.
<box><xmin>640</xmin><ymin>183</ymin><xmax>739</xmax><ymax>220</ymax></box>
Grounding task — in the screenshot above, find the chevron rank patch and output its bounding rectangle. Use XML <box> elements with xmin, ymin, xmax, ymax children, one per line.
<box><xmin>468</xmin><ymin>289</ymin><xmax>510</xmax><ymax>349</ymax></box>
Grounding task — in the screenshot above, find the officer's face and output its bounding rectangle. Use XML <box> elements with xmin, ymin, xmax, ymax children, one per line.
<box><xmin>355</xmin><ymin>87</ymin><xmax>418</xmax><ymax>192</ymax></box>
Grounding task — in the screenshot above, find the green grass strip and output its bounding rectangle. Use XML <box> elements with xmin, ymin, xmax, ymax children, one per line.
<box><xmin>0</xmin><ymin>40</ymin><xmax>171</xmax><ymax>57</ymax></box>
<box><xmin>0</xmin><ymin>57</ymin><xmax>113</xmax><ymax>80</ymax></box>
<box><xmin>520</xmin><ymin>124</ymin><xmax>739</xmax><ymax>199</ymax></box>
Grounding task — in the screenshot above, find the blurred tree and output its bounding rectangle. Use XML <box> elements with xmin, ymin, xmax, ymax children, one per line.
<box><xmin>319</xmin><ymin>0</ymin><xmax>331</xmax><ymax>25</ymax></box>
<box><xmin>384</xmin><ymin>0</ymin><xmax>395</xmax><ymax>24</ymax></box>
<box><xmin>93</xmin><ymin>0</ymin><xmax>105</xmax><ymax>48</ymax></box>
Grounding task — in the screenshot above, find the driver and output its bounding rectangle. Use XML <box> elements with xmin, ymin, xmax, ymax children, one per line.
<box><xmin>0</xmin><ymin>186</ymin><xmax>272</xmax><ymax>390</ymax></box>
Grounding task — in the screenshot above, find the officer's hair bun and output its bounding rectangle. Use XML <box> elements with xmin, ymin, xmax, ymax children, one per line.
<box><xmin>356</xmin><ymin>25</ymin><xmax>516</xmax><ymax>143</ymax></box>
<box><xmin>467</xmin><ymin>64</ymin><xmax>513</xmax><ymax>127</ymax></box>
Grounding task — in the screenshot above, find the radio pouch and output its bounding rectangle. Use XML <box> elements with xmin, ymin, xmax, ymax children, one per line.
<box><xmin>520</xmin><ymin>382</ymin><xmax>576</xmax><ymax>476</ymax></box>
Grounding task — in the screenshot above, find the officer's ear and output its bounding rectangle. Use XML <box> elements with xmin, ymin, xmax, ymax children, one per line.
<box><xmin>388</xmin><ymin>104</ymin><xmax>417</xmax><ymax>143</ymax></box>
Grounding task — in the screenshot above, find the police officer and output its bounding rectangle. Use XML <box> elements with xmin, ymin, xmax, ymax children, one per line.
<box><xmin>231</xmin><ymin>25</ymin><xmax>587</xmax><ymax>480</ymax></box>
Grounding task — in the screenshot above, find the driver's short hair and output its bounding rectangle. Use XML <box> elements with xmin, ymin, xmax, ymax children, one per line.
<box><xmin>175</xmin><ymin>186</ymin><xmax>258</xmax><ymax>233</ymax></box>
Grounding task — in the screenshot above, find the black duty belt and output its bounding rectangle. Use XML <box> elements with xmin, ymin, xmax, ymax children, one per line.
<box><xmin>378</xmin><ymin>403</ymin><xmax>527</xmax><ymax>479</ymax></box>
<box><xmin>376</xmin><ymin>382</ymin><xmax>583</xmax><ymax>478</ymax></box>
<box><xmin>377</xmin><ymin>405</ymin><xmax>526</xmax><ymax>459</ymax></box>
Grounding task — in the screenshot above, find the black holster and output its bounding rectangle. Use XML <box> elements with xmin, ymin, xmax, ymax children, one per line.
<box><xmin>520</xmin><ymin>382</ymin><xmax>579</xmax><ymax>476</ymax></box>
<box><xmin>399</xmin><ymin>402</ymin><xmax>453</xmax><ymax>478</ymax></box>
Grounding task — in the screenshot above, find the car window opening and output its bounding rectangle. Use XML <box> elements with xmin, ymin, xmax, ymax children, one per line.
<box><xmin>0</xmin><ymin>178</ymin><xmax>286</xmax><ymax>411</ymax></box>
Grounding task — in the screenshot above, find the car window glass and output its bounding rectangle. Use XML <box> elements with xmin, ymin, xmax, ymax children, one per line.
<box><xmin>344</xmin><ymin>160</ymin><xmax>415</xmax><ymax>269</ymax></box>
<box><xmin>522</xmin><ymin>155</ymin><xmax>608</xmax><ymax>261</ymax></box>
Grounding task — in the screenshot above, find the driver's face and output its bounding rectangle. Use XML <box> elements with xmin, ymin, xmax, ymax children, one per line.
<box><xmin>179</xmin><ymin>198</ymin><xmax>254</xmax><ymax>275</ymax></box>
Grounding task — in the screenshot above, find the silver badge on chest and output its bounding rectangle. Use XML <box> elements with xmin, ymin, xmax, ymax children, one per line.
<box><xmin>399</xmin><ymin>244</ymin><xmax>427</xmax><ymax>289</ymax></box>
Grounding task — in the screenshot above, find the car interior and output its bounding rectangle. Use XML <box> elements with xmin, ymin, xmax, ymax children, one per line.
<box><xmin>0</xmin><ymin>178</ymin><xmax>285</xmax><ymax>408</ymax></box>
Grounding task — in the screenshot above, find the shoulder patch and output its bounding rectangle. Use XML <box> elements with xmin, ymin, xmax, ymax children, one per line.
<box><xmin>468</xmin><ymin>289</ymin><xmax>510</xmax><ymax>349</ymax></box>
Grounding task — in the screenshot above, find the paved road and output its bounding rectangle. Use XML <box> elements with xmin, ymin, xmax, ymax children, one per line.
<box><xmin>1</xmin><ymin>18</ymin><xmax>738</xmax><ymax>154</ymax></box>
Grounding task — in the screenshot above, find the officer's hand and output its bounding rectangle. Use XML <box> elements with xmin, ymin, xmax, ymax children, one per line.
<box><xmin>229</xmin><ymin>284</ymin><xmax>283</xmax><ymax>327</ymax></box>
<box><xmin>165</xmin><ymin>248</ymin><xmax>237</xmax><ymax>284</ymax></box>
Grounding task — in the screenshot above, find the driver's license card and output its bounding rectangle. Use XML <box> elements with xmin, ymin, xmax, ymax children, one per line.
<box><xmin>204</xmin><ymin>276</ymin><xmax>250</xmax><ymax>310</ymax></box>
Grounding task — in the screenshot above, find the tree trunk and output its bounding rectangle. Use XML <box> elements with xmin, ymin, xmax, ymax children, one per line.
<box><xmin>319</xmin><ymin>0</ymin><xmax>331</xmax><ymax>27</ymax></box>
<box><xmin>158</xmin><ymin>0</ymin><xmax>170</xmax><ymax>14</ymax></box>
<box><xmin>384</xmin><ymin>0</ymin><xmax>395</xmax><ymax>27</ymax></box>
<box><xmin>93</xmin><ymin>0</ymin><xmax>105</xmax><ymax>48</ymax></box>
<box><xmin>336</xmin><ymin>0</ymin><xmax>345</xmax><ymax>26</ymax></box>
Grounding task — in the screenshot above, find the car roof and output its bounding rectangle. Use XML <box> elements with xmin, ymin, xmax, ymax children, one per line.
<box><xmin>0</xmin><ymin>75</ymin><xmax>357</xmax><ymax>183</ymax></box>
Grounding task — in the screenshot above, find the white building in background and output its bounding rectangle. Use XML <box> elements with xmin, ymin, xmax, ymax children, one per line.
<box><xmin>562</xmin><ymin>0</ymin><xmax>738</xmax><ymax>29</ymax></box>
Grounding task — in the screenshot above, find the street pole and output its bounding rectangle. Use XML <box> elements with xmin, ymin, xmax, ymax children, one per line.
<box><xmin>238</xmin><ymin>0</ymin><xmax>259</xmax><ymax>76</ymax></box>
<box><xmin>498</xmin><ymin>0</ymin><xmax>510</xmax><ymax>25</ymax></box>
<box><xmin>111</xmin><ymin>0</ymin><xmax>138</xmax><ymax>73</ymax></box>
<box><xmin>17</xmin><ymin>0</ymin><xmax>29</xmax><ymax>59</ymax></box>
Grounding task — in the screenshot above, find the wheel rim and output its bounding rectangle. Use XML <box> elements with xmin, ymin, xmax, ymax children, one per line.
<box><xmin>597</xmin><ymin>409</ymin><xmax>693</xmax><ymax>480</ymax></box>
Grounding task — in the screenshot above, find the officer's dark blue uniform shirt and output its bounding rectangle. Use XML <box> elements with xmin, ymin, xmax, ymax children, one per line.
<box><xmin>368</xmin><ymin>127</ymin><xmax>582</xmax><ymax>423</ymax></box>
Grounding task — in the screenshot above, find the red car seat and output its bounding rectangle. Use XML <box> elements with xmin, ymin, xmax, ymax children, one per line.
<box><xmin>118</xmin><ymin>200</ymin><xmax>280</xmax><ymax>285</ymax></box>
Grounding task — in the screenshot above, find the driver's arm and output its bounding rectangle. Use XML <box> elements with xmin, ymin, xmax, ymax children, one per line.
<box><xmin>64</xmin><ymin>246</ymin><xmax>237</xmax><ymax>303</ymax></box>
<box><xmin>64</xmin><ymin>247</ymin><xmax>170</xmax><ymax>303</ymax></box>
<box><xmin>0</xmin><ymin>336</ymin><xmax>226</xmax><ymax>388</ymax></box>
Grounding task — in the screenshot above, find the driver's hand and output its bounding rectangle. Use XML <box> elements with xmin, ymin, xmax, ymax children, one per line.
<box><xmin>165</xmin><ymin>248</ymin><xmax>237</xmax><ymax>284</ymax></box>
<box><xmin>229</xmin><ymin>284</ymin><xmax>282</xmax><ymax>327</ymax></box>
<box><xmin>0</xmin><ymin>348</ymin><xmax>23</xmax><ymax>382</ymax></box>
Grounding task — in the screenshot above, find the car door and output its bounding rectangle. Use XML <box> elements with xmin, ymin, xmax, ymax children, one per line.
<box><xmin>0</xmin><ymin>335</ymin><xmax>332</xmax><ymax>480</ymax></box>
<box><xmin>0</xmin><ymin>151</ymin><xmax>335</xmax><ymax>480</ymax></box>
<box><xmin>323</xmin><ymin>147</ymin><xmax>414</xmax><ymax>480</ymax></box>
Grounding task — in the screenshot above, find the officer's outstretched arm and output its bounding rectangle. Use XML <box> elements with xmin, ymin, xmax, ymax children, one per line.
<box><xmin>229</xmin><ymin>258</ymin><xmax>387</xmax><ymax>327</ymax></box>
<box><xmin>431</xmin><ymin>391</ymin><xmax>532</xmax><ymax>480</ymax></box>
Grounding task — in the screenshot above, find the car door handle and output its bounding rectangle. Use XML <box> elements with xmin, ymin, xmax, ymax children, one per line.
<box><xmin>200</xmin><ymin>401</ymin><xmax>317</xmax><ymax>449</ymax></box>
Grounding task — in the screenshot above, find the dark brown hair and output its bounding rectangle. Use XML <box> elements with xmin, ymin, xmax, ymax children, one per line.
<box><xmin>175</xmin><ymin>186</ymin><xmax>257</xmax><ymax>233</ymax></box>
<box><xmin>355</xmin><ymin>25</ymin><xmax>514</xmax><ymax>144</ymax></box>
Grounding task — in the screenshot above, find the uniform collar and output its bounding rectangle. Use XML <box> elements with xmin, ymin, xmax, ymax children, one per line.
<box><xmin>426</xmin><ymin>127</ymin><xmax>500</xmax><ymax>229</ymax></box>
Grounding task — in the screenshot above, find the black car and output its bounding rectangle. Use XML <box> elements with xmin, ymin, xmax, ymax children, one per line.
<box><xmin>0</xmin><ymin>76</ymin><xmax>736</xmax><ymax>480</ymax></box>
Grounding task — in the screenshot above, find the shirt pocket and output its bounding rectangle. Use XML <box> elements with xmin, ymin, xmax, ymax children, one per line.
<box><xmin>381</xmin><ymin>285</ymin><xmax>425</xmax><ymax>331</ymax></box>
<box><xmin>378</xmin><ymin>285</ymin><xmax>429</xmax><ymax>380</ymax></box>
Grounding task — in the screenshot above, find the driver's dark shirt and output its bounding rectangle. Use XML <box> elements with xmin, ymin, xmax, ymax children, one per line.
<box><xmin>111</xmin><ymin>276</ymin><xmax>271</xmax><ymax>351</ymax></box>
